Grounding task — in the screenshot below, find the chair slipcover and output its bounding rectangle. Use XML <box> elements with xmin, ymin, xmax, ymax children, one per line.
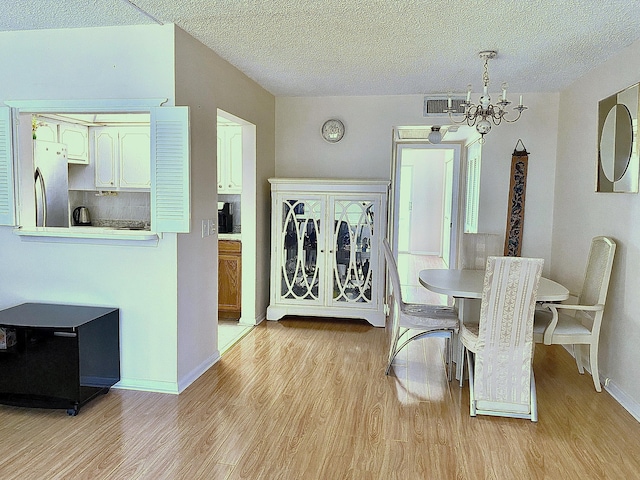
<box><xmin>460</xmin><ymin>233</ymin><xmax>503</xmax><ymax>270</ymax></box>
<box><xmin>461</xmin><ymin>256</ymin><xmax>544</xmax><ymax>421</ymax></box>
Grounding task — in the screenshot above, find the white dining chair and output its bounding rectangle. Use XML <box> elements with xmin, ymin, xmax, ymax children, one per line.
<box><xmin>534</xmin><ymin>236</ymin><xmax>616</xmax><ymax>392</ymax></box>
<box><xmin>455</xmin><ymin>232</ymin><xmax>503</xmax><ymax>384</ymax></box>
<box><xmin>460</xmin><ymin>233</ymin><xmax>503</xmax><ymax>270</ymax></box>
<box><xmin>382</xmin><ymin>239</ymin><xmax>460</xmax><ymax>379</ymax></box>
<box><xmin>461</xmin><ymin>256</ymin><xmax>544</xmax><ymax>421</ymax></box>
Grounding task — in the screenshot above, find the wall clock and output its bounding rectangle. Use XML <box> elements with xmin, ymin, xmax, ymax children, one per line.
<box><xmin>321</xmin><ymin>119</ymin><xmax>345</xmax><ymax>143</ymax></box>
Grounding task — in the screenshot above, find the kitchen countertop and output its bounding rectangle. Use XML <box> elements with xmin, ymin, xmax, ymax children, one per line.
<box><xmin>219</xmin><ymin>233</ymin><xmax>241</xmax><ymax>241</ymax></box>
<box><xmin>14</xmin><ymin>226</ymin><xmax>159</xmax><ymax>244</ymax></box>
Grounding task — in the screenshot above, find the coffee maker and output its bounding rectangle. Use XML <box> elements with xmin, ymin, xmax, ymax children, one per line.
<box><xmin>218</xmin><ymin>202</ymin><xmax>233</xmax><ymax>233</ymax></box>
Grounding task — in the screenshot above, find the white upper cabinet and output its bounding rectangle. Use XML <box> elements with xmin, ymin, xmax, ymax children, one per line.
<box><xmin>34</xmin><ymin>119</ymin><xmax>89</xmax><ymax>164</ymax></box>
<box><xmin>119</xmin><ymin>127</ymin><xmax>151</xmax><ymax>189</ymax></box>
<box><xmin>94</xmin><ymin>126</ymin><xmax>150</xmax><ymax>190</ymax></box>
<box><xmin>94</xmin><ymin>128</ymin><xmax>118</xmax><ymax>188</ymax></box>
<box><xmin>217</xmin><ymin>125</ymin><xmax>242</xmax><ymax>194</ymax></box>
<box><xmin>33</xmin><ymin>119</ymin><xmax>59</xmax><ymax>143</ymax></box>
<box><xmin>59</xmin><ymin>123</ymin><xmax>89</xmax><ymax>164</ymax></box>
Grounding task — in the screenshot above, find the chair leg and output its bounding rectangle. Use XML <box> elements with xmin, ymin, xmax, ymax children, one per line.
<box><xmin>385</xmin><ymin>310</ymin><xmax>402</xmax><ymax>375</ymax></box>
<box><xmin>589</xmin><ymin>343</ymin><xmax>602</xmax><ymax>392</ymax></box>
<box><xmin>445</xmin><ymin>335</ymin><xmax>453</xmax><ymax>382</ymax></box>
<box><xmin>530</xmin><ymin>368</ymin><xmax>538</xmax><ymax>423</ymax></box>
<box><xmin>459</xmin><ymin>341</ymin><xmax>465</xmax><ymax>387</ymax></box>
<box><xmin>466</xmin><ymin>348</ymin><xmax>476</xmax><ymax>417</ymax></box>
<box><xmin>574</xmin><ymin>344</ymin><xmax>585</xmax><ymax>374</ymax></box>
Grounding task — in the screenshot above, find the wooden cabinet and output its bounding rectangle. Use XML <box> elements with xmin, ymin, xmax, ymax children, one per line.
<box><xmin>217</xmin><ymin>125</ymin><xmax>242</xmax><ymax>194</ymax></box>
<box><xmin>94</xmin><ymin>126</ymin><xmax>150</xmax><ymax>190</ymax></box>
<box><xmin>266</xmin><ymin>178</ymin><xmax>389</xmax><ymax>327</ymax></box>
<box><xmin>218</xmin><ymin>240</ymin><xmax>242</xmax><ymax>316</ymax></box>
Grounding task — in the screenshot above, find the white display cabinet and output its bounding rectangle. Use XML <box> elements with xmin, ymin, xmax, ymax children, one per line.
<box><xmin>267</xmin><ymin>178</ymin><xmax>389</xmax><ymax>327</ymax></box>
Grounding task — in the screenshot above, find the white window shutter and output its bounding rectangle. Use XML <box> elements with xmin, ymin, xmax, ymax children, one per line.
<box><xmin>150</xmin><ymin>106</ymin><xmax>190</xmax><ymax>233</ymax></box>
<box><xmin>0</xmin><ymin>107</ymin><xmax>15</xmax><ymax>226</ymax></box>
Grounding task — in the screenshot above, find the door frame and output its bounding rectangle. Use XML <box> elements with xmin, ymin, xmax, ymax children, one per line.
<box><xmin>389</xmin><ymin>140</ymin><xmax>462</xmax><ymax>268</ymax></box>
<box><xmin>217</xmin><ymin>109</ymin><xmax>257</xmax><ymax>327</ymax></box>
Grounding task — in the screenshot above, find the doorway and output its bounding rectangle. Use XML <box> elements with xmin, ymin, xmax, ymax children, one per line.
<box><xmin>390</xmin><ymin>141</ymin><xmax>462</xmax><ymax>306</ymax></box>
<box><xmin>216</xmin><ymin>110</ymin><xmax>257</xmax><ymax>354</ymax></box>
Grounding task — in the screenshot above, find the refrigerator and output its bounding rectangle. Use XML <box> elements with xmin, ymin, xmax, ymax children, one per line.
<box><xmin>34</xmin><ymin>141</ymin><xmax>69</xmax><ymax>227</ymax></box>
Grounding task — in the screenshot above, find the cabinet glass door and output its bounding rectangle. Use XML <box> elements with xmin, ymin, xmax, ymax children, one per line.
<box><xmin>278</xmin><ymin>197</ymin><xmax>323</xmax><ymax>303</ymax></box>
<box><xmin>331</xmin><ymin>198</ymin><xmax>376</xmax><ymax>305</ymax></box>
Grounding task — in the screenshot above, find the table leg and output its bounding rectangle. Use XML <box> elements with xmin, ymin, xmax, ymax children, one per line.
<box><xmin>454</xmin><ymin>297</ymin><xmax>481</xmax><ymax>383</ymax></box>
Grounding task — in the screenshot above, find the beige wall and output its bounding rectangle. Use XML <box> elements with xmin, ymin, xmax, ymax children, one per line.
<box><xmin>276</xmin><ymin>92</ymin><xmax>560</xmax><ymax>271</ymax></box>
<box><xmin>173</xmin><ymin>26</ymin><xmax>275</xmax><ymax>385</ymax></box>
<box><xmin>554</xmin><ymin>38</ymin><xmax>640</xmax><ymax>414</ymax></box>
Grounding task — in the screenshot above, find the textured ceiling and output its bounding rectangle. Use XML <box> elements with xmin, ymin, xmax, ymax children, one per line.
<box><xmin>3</xmin><ymin>0</ymin><xmax>640</xmax><ymax>97</ymax></box>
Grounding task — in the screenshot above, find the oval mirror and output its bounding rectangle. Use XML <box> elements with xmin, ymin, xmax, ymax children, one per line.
<box><xmin>600</xmin><ymin>103</ymin><xmax>633</xmax><ymax>182</ymax></box>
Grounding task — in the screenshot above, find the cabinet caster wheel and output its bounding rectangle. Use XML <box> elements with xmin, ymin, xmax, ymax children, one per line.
<box><xmin>67</xmin><ymin>406</ymin><xmax>79</xmax><ymax>416</ymax></box>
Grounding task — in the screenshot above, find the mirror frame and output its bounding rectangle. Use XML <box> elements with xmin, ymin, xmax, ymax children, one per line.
<box><xmin>597</xmin><ymin>82</ymin><xmax>639</xmax><ymax>193</ymax></box>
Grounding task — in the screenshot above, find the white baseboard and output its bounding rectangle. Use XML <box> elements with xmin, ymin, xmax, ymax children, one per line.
<box><xmin>605</xmin><ymin>380</ymin><xmax>640</xmax><ymax>423</ymax></box>
<box><xmin>114</xmin><ymin>379</ymin><xmax>180</xmax><ymax>394</ymax></box>
<box><xmin>240</xmin><ymin>312</ymin><xmax>266</xmax><ymax>326</ymax></box>
<box><xmin>177</xmin><ymin>352</ymin><xmax>221</xmax><ymax>393</ymax></box>
<box><xmin>563</xmin><ymin>345</ymin><xmax>640</xmax><ymax>423</ymax></box>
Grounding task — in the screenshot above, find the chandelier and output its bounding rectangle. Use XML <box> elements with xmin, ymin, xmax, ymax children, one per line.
<box><xmin>445</xmin><ymin>50</ymin><xmax>526</xmax><ymax>140</ymax></box>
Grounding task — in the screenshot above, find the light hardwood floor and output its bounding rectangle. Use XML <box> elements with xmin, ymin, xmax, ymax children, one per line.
<box><xmin>0</xmin><ymin>315</ymin><xmax>639</xmax><ymax>479</ymax></box>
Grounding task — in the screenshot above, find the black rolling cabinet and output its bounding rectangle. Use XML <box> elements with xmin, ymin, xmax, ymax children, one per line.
<box><xmin>0</xmin><ymin>303</ymin><xmax>120</xmax><ymax>416</ymax></box>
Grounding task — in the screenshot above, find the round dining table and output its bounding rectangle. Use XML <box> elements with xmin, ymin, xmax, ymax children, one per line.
<box><xmin>418</xmin><ymin>268</ymin><xmax>569</xmax><ymax>382</ymax></box>
<box><xmin>418</xmin><ymin>269</ymin><xmax>570</xmax><ymax>302</ymax></box>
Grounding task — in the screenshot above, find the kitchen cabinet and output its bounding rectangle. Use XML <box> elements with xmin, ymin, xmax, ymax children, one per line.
<box><xmin>94</xmin><ymin>126</ymin><xmax>150</xmax><ymax>190</ymax></box>
<box><xmin>218</xmin><ymin>240</ymin><xmax>242</xmax><ymax>316</ymax></box>
<box><xmin>33</xmin><ymin>119</ymin><xmax>59</xmax><ymax>143</ymax></box>
<box><xmin>60</xmin><ymin>123</ymin><xmax>89</xmax><ymax>164</ymax></box>
<box><xmin>217</xmin><ymin>125</ymin><xmax>242</xmax><ymax>194</ymax></box>
<box><xmin>266</xmin><ymin>178</ymin><xmax>389</xmax><ymax>327</ymax></box>
<box><xmin>0</xmin><ymin>303</ymin><xmax>120</xmax><ymax>416</ymax></box>
<box><xmin>33</xmin><ymin>119</ymin><xmax>89</xmax><ymax>164</ymax></box>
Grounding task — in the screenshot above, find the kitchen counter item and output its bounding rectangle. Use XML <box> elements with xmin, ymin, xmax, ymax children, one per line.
<box><xmin>72</xmin><ymin>206</ymin><xmax>91</xmax><ymax>225</ymax></box>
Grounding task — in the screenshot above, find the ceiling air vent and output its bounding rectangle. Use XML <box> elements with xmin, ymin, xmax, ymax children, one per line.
<box><xmin>423</xmin><ymin>96</ymin><xmax>466</xmax><ymax>117</ymax></box>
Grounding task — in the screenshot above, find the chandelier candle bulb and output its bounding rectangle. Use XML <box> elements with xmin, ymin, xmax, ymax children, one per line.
<box><xmin>519</xmin><ymin>95</ymin><xmax>523</xmax><ymax>106</ymax></box>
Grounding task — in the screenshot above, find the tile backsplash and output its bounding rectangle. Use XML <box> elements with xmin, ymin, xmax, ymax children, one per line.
<box><xmin>69</xmin><ymin>190</ymin><xmax>150</xmax><ymax>228</ymax></box>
